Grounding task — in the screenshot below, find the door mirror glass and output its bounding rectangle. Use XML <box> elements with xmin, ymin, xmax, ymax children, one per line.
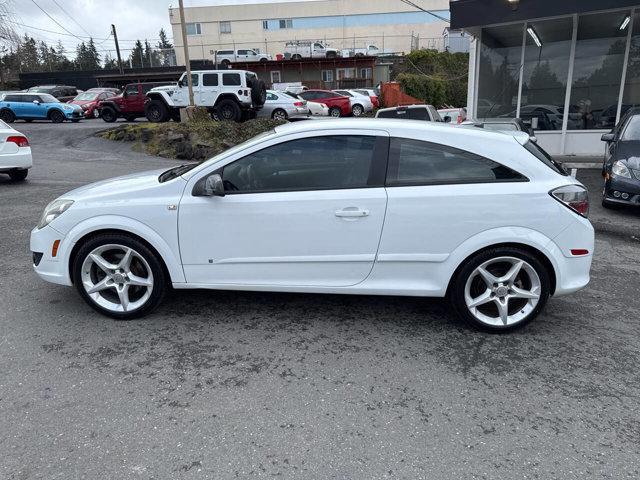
<box><xmin>204</xmin><ymin>173</ymin><xmax>225</xmax><ymax>196</ymax></box>
<box><xmin>601</xmin><ymin>133</ymin><xmax>615</xmax><ymax>142</ymax></box>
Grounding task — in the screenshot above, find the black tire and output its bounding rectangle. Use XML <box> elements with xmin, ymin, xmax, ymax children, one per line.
<box><xmin>216</xmin><ymin>99</ymin><xmax>242</xmax><ymax>122</ymax></box>
<box><xmin>259</xmin><ymin>57</ymin><xmax>268</xmax><ymax>63</ymax></box>
<box><xmin>8</xmin><ymin>169</ymin><xmax>28</xmax><ymax>181</ymax></box>
<box><xmin>101</xmin><ymin>106</ymin><xmax>118</xmax><ymax>123</ymax></box>
<box><xmin>49</xmin><ymin>109</ymin><xmax>65</xmax><ymax>123</ymax></box>
<box><xmin>352</xmin><ymin>104</ymin><xmax>364</xmax><ymax>117</ymax></box>
<box><xmin>248</xmin><ymin>77</ymin><xmax>267</xmax><ymax>106</ymax></box>
<box><xmin>329</xmin><ymin>107</ymin><xmax>342</xmax><ymax>117</ymax></box>
<box><xmin>449</xmin><ymin>247</ymin><xmax>551</xmax><ymax>333</ymax></box>
<box><xmin>271</xmin><ymin>108</ymin><xmax>288</xmax><ymax>120</ymax></box>
<box><xmin>326</xmin><ymin>51</ymin><xmax>337</xmax><ymax>58</ymax></box>
<box><xmin>0</xmin><ymin>109</ymin><xmax>15</xmax><ymax>123</ymax></box>
<box><xmin>145</xmin><ymin>99</ymin><xmax>169</xmax><ymax>123</ymax></box>
<box><xmin>292</xmin><ymin>54</ymin><xmax>302</xmax><ymax>60</ymax></box>
<box><xmin>72</xmin><ymin>233</ymin><xmax>167</xmax><ymax>320</ymax></box>
<box><xmin>220</xmin><ymin>59</ymin><xmax>230</xmax><ymax>68</ymax></box>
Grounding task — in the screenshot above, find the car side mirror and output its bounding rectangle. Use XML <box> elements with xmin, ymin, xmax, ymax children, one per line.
<box><xmin>443</xmin><ymin>115</ymin><xmax>451</xmax><ymax>123</ymax></box>
<box><xmin>601</xmin><ymin>133</ymin><xmax>615</xmax><ymax>143</ymax></box>
<box><xmin>32</xmin><ymin>100</ymin><xmax>40</xmax><ymax>105</ymax></box>
<box><xmin>178</xmin><ymin>79</ymin><xmax>183</xmax><ymax>88</ymax></box>
<box><xmin>200</xmin><ymin>173</ymin><xmax>225</xmax><ymax>197</ymax></box>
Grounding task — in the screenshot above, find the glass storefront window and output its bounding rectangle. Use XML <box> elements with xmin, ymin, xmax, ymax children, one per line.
<box><xmin>477</xmin><ymin>23</ymin><xmax>524</xmax><ymax>119</ymax></box>
<box><xmin>520</xmin><ymin>17</ymin><xmax>573</xmax><ymax>131</ymax></box>
<box><xmin>569</xmin><ymin>11</ymin><xmax>630</xmax><ymax>130</ymax></box>
<box><xmin>622</xmin><ymin>12</ymin><xmax>640</xmax><ymax>114</ymax></box>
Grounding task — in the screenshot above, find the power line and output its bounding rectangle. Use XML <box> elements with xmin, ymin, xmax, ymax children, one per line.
<box><xmin>28</xmin><ymin>0</ymin><xmax>87</xmax><ymax>41</ymax></box>
<box><xmin>51</xmin><ymin>0</ymin><xmax>92</xmax><ymax>37</ymax></box>
<box><xmin>6</xmin><ymin>20</ymin><xmax>170</xmax><ymax>43</ymax></box>
<box><xmin>399</xmin><ymin>0</ymin><xmax>450</xmax><ymax>23</ymax></box>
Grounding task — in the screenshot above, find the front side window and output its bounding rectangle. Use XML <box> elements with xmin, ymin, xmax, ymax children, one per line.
<box><xmin>186</xmin><ymin>23</ymin><xmax>201</xmax><ymax>35</ymax></box>
<box><xmin>38</xmin><ymin>94</ymin><xmax>59</xmax><ymax>103</ymax></box>
<box><xmin>266</xmin><ymin>92</ymin><xmax>278</xmax><ymax>101</ymax></box>
<box><xmin>387</xmin><ymin>138</ymin><xmax>526</xmax><ymax>186</ymax></box>
<box><xmin>222</xmin><ymin>73</ymin><xmax>241</xmax><ymax>86</ymax></box>
<box><xmin>125</xmin><ymin>84</ymin><xmax>139</xmax><ymax>96</ymax></box>
<box><xmin>220</xmin><ymin>21</ymin><xmax>231</xmax><ymax>34</ymax></box>
<box><xmin>222</xmin><ymin>136</ymin><xmax>378</xmax><ymax>193</ymax></box>
<box><xmin>179</xmin><ymin>73</ymin><xmax>199</xmax><ymax>87</ymax></box>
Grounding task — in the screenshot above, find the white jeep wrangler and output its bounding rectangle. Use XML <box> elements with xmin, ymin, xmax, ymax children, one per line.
<box><xmin>145</xmin><ymin>70</ymin><xmax>267</xmax><ymax>123</ymax></box>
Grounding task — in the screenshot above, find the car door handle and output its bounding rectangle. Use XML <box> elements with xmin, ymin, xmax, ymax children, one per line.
<box><xmin>335</xmin><ymin>207</ymin><xmax>369</xmax><ymax>218</ymax></box>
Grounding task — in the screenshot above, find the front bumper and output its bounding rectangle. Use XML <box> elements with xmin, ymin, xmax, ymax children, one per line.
<box><xmin>604</xmin><ymin>175</ymin><xmax>640</xmax><ymax>206</ymax></box>
<box><xmin>30</xmin><ymin>225</ymin><xmax>73</xmax><ymax>286</ymax></box>
<box><xmin>65</xmin><ymin>110</ymin><xmax>84</xmax><ymax>120</ymax></box>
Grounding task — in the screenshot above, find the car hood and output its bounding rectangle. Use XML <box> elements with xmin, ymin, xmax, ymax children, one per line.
<box><xmin>71</xmin><ymin>100</ymin><xmax>93</xmax><ymax>105</ymax></box>
<box><xmin>61</xmin><ymin>169</ymin><xmax>171</xmax><ymax>201</ymax></box>
<box><xmin>614</xmin><ymin>142</ymin><xmax>640</xmax><ymax>168</ymax></box>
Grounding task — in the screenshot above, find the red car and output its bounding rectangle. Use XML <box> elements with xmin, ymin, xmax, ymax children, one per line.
<box><xmin>69</xmin><ymin>90</ymin><xmax>115</xmax><ymax>119</ymax></box>
<box><xmin>298</xmin><ymin>90</ymin><xmax>351</xmax><ymax>117</ymax></box>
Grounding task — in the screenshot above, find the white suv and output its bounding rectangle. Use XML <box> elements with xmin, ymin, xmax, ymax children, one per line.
<box><xmin>31</xmin><ymin>119</ymin><xmax>593</xmax><ymax>332</ymax></box>
<box><xmin>215</xmin><ymin>49</ymin><xmax>272</xmax><ymax>67</ymax></box>
<box><xmin>145</xmin><ymin>70</ymin><xmax>266</xmax><ymax>122</ymax></box>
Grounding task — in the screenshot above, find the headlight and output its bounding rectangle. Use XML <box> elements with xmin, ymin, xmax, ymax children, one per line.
<box><xmin>612</xmin><ymin>160</ymin><xmax>631</xmax><ymax>178</ymax></box>
<box><xmin>37</xmin><ymin>199</ymin><xmax>74</xmax><ymax>229</ymax></box>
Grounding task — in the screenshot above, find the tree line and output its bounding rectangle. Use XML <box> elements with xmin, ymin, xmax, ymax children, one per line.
<box><xmin>1</xmin><ymin>28</ymin><xmax>173</xmax><ymax>75</ymax></box>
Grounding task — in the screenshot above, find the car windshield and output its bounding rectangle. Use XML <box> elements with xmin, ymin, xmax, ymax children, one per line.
<box><xmin>39</xmin><ymin>94</ymin><xmax>59</xmax><ymax>103</ymax></box>
<box><xmin>621</xmin><ymin>115</ymin><xmax>640</xmax><ymax>141</ymax></box>
<box><xmin>74</xmin><ymin>92</ymin><xmax>98</xmax><ymax>101</ymax></box>
<box><xmin>29</xmin><ymin>87</ymin><xmax>53</xmax><ymax>93</ymax></box>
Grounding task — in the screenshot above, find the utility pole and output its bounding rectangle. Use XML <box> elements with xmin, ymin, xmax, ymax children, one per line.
<box><xmin>111</xmin><ymin>24</ymin><xmax>124</xmax><ymax>74</ymax></box>
<box><xmin>178</xmin><ymin>0</ymin><xmax>195</xmax><ymax>107</ymax></box>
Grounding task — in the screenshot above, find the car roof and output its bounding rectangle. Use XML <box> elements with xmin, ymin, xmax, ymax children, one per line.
<box><xmin>377</xmin><ymin>104</ymin><xmax>433</xmax><ymax>112</ymax></box>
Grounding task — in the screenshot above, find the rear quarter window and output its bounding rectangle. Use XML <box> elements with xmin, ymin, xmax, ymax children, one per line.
<box><xmin>223</xmin><ymin>73</ymin><xmax>241</xmax><ymax>86</ymax></box>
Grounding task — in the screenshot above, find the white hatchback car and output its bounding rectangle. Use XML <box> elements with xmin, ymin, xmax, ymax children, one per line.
<box><xmin>0</xmin><ymin>120</ymin><xmax>32</xmax><ymax>181</ymax></box>
<box><xmin>31</xmin><ymin>120</ymin><xmax>594</xmax><ymax>331</ymax></box>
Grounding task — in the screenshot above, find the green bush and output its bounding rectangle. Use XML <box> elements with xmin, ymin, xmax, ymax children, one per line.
<box><xmin>396</xmin><ymin>73</ymin><xmax>447</xmax><ymax>106</ymax></box>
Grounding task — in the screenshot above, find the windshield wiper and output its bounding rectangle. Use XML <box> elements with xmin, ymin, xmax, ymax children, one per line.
<box><xmin>159</xmin><ymin>164</ymin><xmax>196</xmax><ymax>183</ymax></box>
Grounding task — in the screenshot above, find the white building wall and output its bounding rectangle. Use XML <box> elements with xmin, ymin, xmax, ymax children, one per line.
<box><xmin>170</xmin><ymin>0</ymin><xmax>450</xmax><ymax>64</ymax></box>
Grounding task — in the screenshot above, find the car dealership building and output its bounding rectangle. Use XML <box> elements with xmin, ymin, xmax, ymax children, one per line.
<box><xmin>452</xmin><ymin>0</ymin><xmax>640</xmax><ymax>156</ymax></box>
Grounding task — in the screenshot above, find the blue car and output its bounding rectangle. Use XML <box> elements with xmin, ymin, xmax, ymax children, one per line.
<box><xmin>0</xmin><ymin>92</ymin><xmax>84</xmax><ymax>123</ymax></box>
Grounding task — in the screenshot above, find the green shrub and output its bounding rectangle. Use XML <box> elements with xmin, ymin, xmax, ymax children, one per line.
<box><xmin>396</xmin><ymin>73</ymin><xmax>447</xmax><ymax>106</ymax></box>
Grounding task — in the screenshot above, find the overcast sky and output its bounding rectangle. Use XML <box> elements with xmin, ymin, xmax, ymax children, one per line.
<box><xmin>8</xmin><ymin>0</ymin><xmax>321</xmax><ymax>58</ymax></box>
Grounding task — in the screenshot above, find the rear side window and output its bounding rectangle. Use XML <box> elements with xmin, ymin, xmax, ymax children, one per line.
<box><xmin>387</xmin><ymin>137</ymin><xmax>527</xmax><ymax>186</ymax></box>
<box><xmin>222</xmin><ymin>135</ymin><xmax>381</xmax><ymax>193</ymax></box>
<box><xmin>222</xmin><ymin>73</ymin><xmax>241</xmax><ymax>86</ymax></box>
<box><xmin>523</xmin><ymin>141</ymin><xmax>568</xmax><ymax>175</ymax></box>
<box><xmin>203</xmin><ymin>74</ymin><xmax>218</xmax><ymax>86</ymax></box>
<box><xmin>3</xmin><ymin>95</ymin><xmax>22</xmax><ymax>102</ymax></box>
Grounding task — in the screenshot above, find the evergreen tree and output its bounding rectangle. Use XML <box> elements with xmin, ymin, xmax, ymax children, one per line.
<box><xmin>86</xmin><ymin>38</ymin><xmax>101</xmax><ymax>70</ymax></box>
<box><xmin>18</xmin><ymin>35</ymin><xmax>40</xmax><ymax>72</ymax></box>
<box><xmin>157</xmin><ymin>28</ymin><xmax>173</xmax><ymax>66</ymax></box>
<box><xmin>103</xmin><ymin>52</ymin><xmax>118</xmax><ymax>70</ymax></box>
<box><xmin>38</xmin><ymin>40</ymin><xmax>52</xmax><ymax>71</ymax></box>
<box><xmin>75</xmin><ymin>41</ymin><xmax>87</xmax><ymax>69</ymax></box>
<box><xmin>129</xmin><ymin>39</ymin><xmax>144</xmax><ymax>68</ymax></box>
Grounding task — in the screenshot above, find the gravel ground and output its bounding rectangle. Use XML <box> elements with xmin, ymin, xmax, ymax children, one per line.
<box><xmin>1</xmin><ymin>121</ymin><xmax>639</xmax><ymax>480</ymax></box>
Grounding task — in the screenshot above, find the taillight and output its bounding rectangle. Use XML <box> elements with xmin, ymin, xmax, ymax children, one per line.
<box><xmin>550</xmin><ymin>185</ymin><xmax>589</xmax><ymax>218</ymax></box>
<box><xmin>293</xmin><ymin>101</ymin><xmax>304</xmax><ymax>107</ymax></box>
<box><xmin>6</xmin><ymin>135</ymin><xmax>29</xmax><ymax>147</ymax></box>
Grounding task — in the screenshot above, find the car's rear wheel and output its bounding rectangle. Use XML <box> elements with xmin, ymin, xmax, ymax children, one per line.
<box><xmin>450</xmin><ymin>247</ymin><xmax>550</xmax><ymax>332</ymax></box>
<box><xmin>72</xmin><ymin>233</ymin><xmax>166</xmax><ymax>320</ymax></box>
<box><xmin>271</xmin><ymin>108</ymin><xmax>288</xmax><ymax>120</ymax></box>
<box><xmin>0</xmin><ymin>109</ymin><xmax>15</xmax><ymax>123</ymax></box>
<box><xmin>145</xmin><ymin>100</ymin><xmax>169</xmax><ymax>122</ymax></box>
<box><xmin>216</xmin><ymin>99</ymin><xmax>242</xmax><ymax>122</ymax></box>
<box><xmin>49</xmin><ymin>109</ymin><xmax>65</xmax><ymax>123</ymax></box>
<box><xmin>292</xmin><ymin>54</ymin><xmax>302</xmax><ymax>60</ymax></box>
<box><xmin>8</xmin><ymin>169</ymin><xmax>28</xmax><ymax>181</ymax></box>
<box><xmin>329</xmin><ymin>107</ymin><xmax>342</xmax><ymax>117</ymax></box>
<box><xmin>100</xmin><ymin>106</ymin><xmax>117</xmax><ymax>123</ymax></box>
<box><xmin>352</xmin><ymin>104</ymin><xmax>364</xmax><ymax>117</ymax></box>
<box><xmin>220</xmin><ymin>59</ymin><xmax>230</xmax><ymax>68</ymax></box>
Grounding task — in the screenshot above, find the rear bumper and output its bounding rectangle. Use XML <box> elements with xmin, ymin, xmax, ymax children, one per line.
<box><xmin>0</xmin><ymin>148</ymin><xmax>32</xmax><ymax>171</ymax></box>
<box><xmin>549</xmin><ymin>216</ymin><xmax>594</xmax><ymax>296</ymax></box>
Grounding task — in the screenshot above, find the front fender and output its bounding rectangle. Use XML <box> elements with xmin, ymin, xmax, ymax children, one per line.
<box><xmin>59</xmin><ymin>215</ymin><xmax>185</xmax><ymax>284</ymax></box>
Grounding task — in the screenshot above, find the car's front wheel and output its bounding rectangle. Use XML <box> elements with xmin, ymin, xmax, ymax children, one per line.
<box><xmin>49</xmin><ymin>109</ymin><xmax>65</xmax><ymax>123</ymax></box>
<box><xmin>72</xmin><ymin>233</ymin><xmax>166</xmax><ymax>319</ymax></box>
<box><xmin>450</xmin><ymin>247</ymin><xmax>550</xmax><ymax>332</ymax></box>
<box><xmin>100</xmin><ymin>106</ymin><xmax>118</xmax><ymax>123</ymax></box>
<box><xmin>145</xmin><ymin>100</ymin><xmax>169</xmax><ymax>122</ymax></box>
<box><xmin>329</xmin><ymin>107</ymin><xmax>342</xmax><ymax>117</ymax></box>
<box><xmin>8</xmin><ymin>169</ymin><xmax>28</xmax><ymax>181</ymax></box>
<box><xmin>352</xmin><ymin>104</ymin><xmax>364</xmax><ymax>117</ymax></box>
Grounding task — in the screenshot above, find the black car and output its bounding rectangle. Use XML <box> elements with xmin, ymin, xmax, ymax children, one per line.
<box><xmin>601</xmin><ymin>107</ymin><xmax>640</xmax><ymax>208</ymax></box>
<box><xmin>27</xmin><ymin>85</ymin><xmax>78</xmax><ymax>103</ymax></box>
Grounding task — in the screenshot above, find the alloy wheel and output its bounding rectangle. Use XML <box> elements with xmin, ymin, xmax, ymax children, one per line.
<box><xmin>352</xmin><ymin>105</ymin><xmax>363</xmax><ymax>117</ymax></box>
<box><xmin>464</xmin><ymin>256</ymin><xmax>541</xmax><ymax>327</ymax></box>
<box><xmin>80</xmin><ymin>244</ymin><xmax>154</xmax><ymax>313</ymax></box>
<box><xmin>272</xmin><ymin>109</ymin><xmax>287</xmax><ymax>120</ymax></box>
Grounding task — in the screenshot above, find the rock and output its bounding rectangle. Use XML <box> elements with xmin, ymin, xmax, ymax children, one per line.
<box><xmin>139</xmin><ymin>129</ymin><xmax>153</xmax><ymax>143</ymax></box>
<box><xmin>174</xmin><ymin>140</ymin><xmax>193</xmax><ymax>159</ymax></box>
<box><xmin>167</xmin><ymin>132</ymin><xmax>184</xmax><ymax>142</ymax></box>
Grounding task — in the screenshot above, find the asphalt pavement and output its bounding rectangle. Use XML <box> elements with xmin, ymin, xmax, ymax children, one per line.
<box><xmin>1</xmin><ymin>120</ymin><xmax>639</xmax><ymax>479</ymax></box>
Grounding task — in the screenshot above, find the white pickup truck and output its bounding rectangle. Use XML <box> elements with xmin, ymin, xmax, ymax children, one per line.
<box><xmin>284</xmin><ymin>41</ymin><xmax>339</xmax><ymax>59</ymax></box>
<box><xmin>215</xmin><ymin>49</ymin><xmax>272</xmax><ymax>67</ymax></box>
<box><xmin>341</xmin><ymin>45</ymin><xmax>381</xmax><ymax>57</ymax></box>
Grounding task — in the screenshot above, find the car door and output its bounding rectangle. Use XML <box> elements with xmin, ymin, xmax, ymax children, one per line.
<box><xmin>200</xmin><ymin>73</ymin><xmax>219</xmax><ymax>106</ymax></box>
<box><xmin>121</xmin><ymin>84</ymin><xmax>140</xmax><ymax>113</ymax></box>
<box><xmin>178</xmin><ymin>130</ymin><xmax>389</xmax><ymax>287</ymax></box>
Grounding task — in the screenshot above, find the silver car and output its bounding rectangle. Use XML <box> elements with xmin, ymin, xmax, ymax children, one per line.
<box><xmin>258</xmin><ymin>90</ymin><xmax>310</xmax><ymax>120</ymax></box>
<box><xmin>332</xmin><ymin>89</ymin><xmax>374</xmax><ymax>117</ymax></box>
